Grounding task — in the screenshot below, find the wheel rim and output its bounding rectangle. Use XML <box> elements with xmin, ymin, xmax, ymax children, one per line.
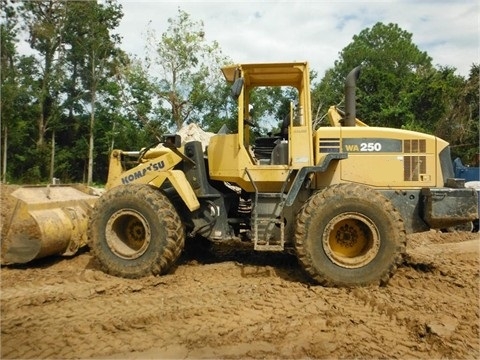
<box><xmin>105</xmin><ymin>209</ymin><xmax>151</xmax><ymax>260</ymax></box>
<box><xmin>322</xmin><ymin>212</ymin><xmax>380</xmax><ymax>268</ymax></box>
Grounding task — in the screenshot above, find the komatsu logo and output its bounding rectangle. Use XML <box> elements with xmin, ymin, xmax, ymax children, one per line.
<box><xmin>121</xmin><ymin>160</ymin><xmax>165</xmax><ymax>184</ymax></box>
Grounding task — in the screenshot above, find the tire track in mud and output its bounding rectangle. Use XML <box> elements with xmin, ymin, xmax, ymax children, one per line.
<box><xmin>1</xmin><ymin>233</ymin><xmax>479</xmax><ymax>359</ymax></box>
<box><xmin>364</xmin><ymin>237</ymin><xmax>480</xmax><ymax>359</ymax></box>
<box><xmin>1</xmin><ymin>271</ymin><xmax>171</xmax><ymax>358</ymax></box>
<box><xmin>1</xmin><ymin>263</ymin><xmax>297</xmax><ymax>358</ymax></box>
<box><xmin>1</xmin><ymin>270</ymin><xmax>164</xmax><ymax>312</ymax></box>
<box><xmin>1</xmin><ymin>261</ymin><xmax>398</xmax><ymax>359</ymax></box>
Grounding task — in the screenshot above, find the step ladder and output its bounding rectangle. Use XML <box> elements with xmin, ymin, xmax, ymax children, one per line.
<box><xmin>245</xmin><ymin>169</ymin><xmax>292</xmax><ymax>251</ymax></box>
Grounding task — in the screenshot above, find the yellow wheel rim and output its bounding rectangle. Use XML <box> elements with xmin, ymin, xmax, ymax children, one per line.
<box><xmin>322</xmin><ymin>212</ymin><xmax>380</xmax><ymax>268</ymax></box>
<box><xmin>105</xmin><ymin>209</ymin><xmax>151</xmax><ymax>260</ymax></box>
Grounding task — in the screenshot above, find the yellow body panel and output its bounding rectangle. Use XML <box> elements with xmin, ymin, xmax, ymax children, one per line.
<box><xmin>314</xmin><ymin>126</ymin><xmax>443</xmax><ymax>188</ymax></box>
<box><xmin>327</xmin><ymin>106</ymin><xmax>368</xmax><ymax>127</ymax></box>
<box><xmin>208</xmin><ymin>134</ymin><xmax>291</xmax><ymax>192</ymax></box>
<box><xmin>150</xmin><ymin>170</ymin><xmax>200</xmax><ymax>211</ymax></box>
<box><xmin>289</xmin><ymin>125</ymin><xmax>313</xmax><ymax>167</ymax></box>
<box><xmin>106</xmin><ymin>147</ymin><xmax>199</xmax><ymax>211</ymax></box>
<box><xmin>222</xmin><ymin>62</ymin><xmax>308</xmax><ymax>85</ymax></box>
<box><xmin>106</xmin><ymin>149</ymin><xmax>181</xmax><ymax>190</ymax></box>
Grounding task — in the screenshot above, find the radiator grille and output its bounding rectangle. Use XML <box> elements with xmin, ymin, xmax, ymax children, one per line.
<box><xmin>404</xmin><ymin>139</ymin><xmax>426</xmax><ymax>153</ymax></box>
<box><xmin>404</xmin><ymin>139</ymin><xmax>427</xmax><ymax>181</ymax></box>
<box><xmin>404</xmin><ymin>156</ymin><xmax>426</xmax><ymax>181</ymax></box>
<box><xmin>319</xmin><ymin>138</ymin><xmax>340</xmax><ymax>153</ymax></box>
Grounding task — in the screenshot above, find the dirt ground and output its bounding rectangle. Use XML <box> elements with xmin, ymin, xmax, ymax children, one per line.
<box><xmin>1</xmin><ymin>185</ymin><xmax>479</xmax><ymax>359</ymax></box>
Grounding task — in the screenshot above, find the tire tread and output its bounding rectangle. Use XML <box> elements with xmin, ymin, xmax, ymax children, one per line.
<box><xmin>88</xmin><ymin>184</ymin><xmax>185</xmax><ymax>278</ymax></box>
<box><xmin>294</xmin><ymin>184</ymin><xmax>406</xmax><ymax>287</ymax></box>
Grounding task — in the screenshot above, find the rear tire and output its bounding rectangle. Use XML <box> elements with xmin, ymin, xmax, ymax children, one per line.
<box><xmin>294</xmin><ymin>184</ymin><xmax>406</xmax><ymax>287</ymax></box>
<box><xmin>88</xmin><ymin>184</ymin><xmax>185</xmax><ymax>278</ymax></box>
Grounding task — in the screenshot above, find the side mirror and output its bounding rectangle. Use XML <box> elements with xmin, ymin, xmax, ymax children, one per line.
<box><xmin>162</xmin><ymin>134</ymin><xmax>182</xmax><ymax>148</ymax></box>
<box><xmin>230</xmin><ymin>78</ymin><xmax>244</xmax><ymax>99</ymax></box>
<box><xmin>248</xmin><ymin>104</ymin><xmax>254</xmax><ymax>117</ymax></box>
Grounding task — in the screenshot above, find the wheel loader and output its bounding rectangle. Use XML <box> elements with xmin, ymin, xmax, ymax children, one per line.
<box><xmin>4</xmin><ymin>62</ymin><xmax>476</xmax><ymax>287</ymax></box>
<box><xmin>84</xmin><ymin>62</ymin><xmax>478</xmax><ymax>287</ymax></box>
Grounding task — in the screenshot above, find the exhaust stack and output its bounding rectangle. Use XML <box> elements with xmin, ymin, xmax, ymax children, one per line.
<box><xmin>344</xmin><ymin>66</ymin><xmax>361</xmax><ymax>127</ymax></box>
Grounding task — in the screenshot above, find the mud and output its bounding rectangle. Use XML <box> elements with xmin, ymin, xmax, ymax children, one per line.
<box><xmin>1</xmin><ymin>184</ymin><xmax>479</xmax><ymax>359</ymax></box>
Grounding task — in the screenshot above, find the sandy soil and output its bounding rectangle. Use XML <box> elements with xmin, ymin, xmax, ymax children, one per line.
<box><xmin>1</xmin><ymin>185</ymin><xmax>479</xmax><ymax>359</ymax></box>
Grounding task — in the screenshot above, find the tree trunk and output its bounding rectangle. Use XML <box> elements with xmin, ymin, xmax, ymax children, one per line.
<box><xmin>88</xmin><ymin>97</ymin><xmax>95</xmax><ymax>186</ymax></box>
<box><xmin>2</xmin><ymin>125</ymin><xmax>7</xmax><ymax>183</ymax></box>
<box><xmin>87</xmin><ymin>52</ymin><xmax>95</xmax><ymax>186</ymax></box>
<box><xmin>37</xmin><ymin>50</ymin><xmax>53</xmax><ymax>149</ymax></box>
<box><xmin>37</xmin><ymin>106</ymin><xmax>45</xmax><ymax>147</ymax></box>
<box><xmin>109</xmin><ymin>121</ymin><xmax>116</xmax><ymax>154</ymax></box>
<box><xmin>50</xmin><ymin>130</ymin><xmax>55</xmax><ymax>183</ymax></box>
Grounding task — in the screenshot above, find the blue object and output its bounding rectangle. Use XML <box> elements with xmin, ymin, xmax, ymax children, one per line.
<box><xmin>453</xmin><ymin>157</ymin><xmax>480</xmax><ymax>182</ymax></box>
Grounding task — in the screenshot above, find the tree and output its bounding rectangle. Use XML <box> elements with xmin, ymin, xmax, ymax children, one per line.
<box><xmin>311</xmin><ymin>22</ymin><xmax>433</xmax><ymax>129</ymax></box>
<box><xmin>1</xmin><ymin>1</ymin><xmax>44</xmax><ymax>182</ymax></box>
<box><xmin>7</xmin><ymin>0</ymin><xmax>125</xmax><ymax>184</ymax></box>
<box><xmin>18</xmin><ymin>0</ymin><xmax>69</xmax><ymax>181</ymax></box>
<box><xmin>21</xmin><ymin>0</ymin><xmax>67</xmax><ymax>149</ymax></box>
<box><xmin>0</xmin><ymin>0</ymin><xmax>19</xmax><ymax>182</ymax></box>
<box><xmin>63</xmin><ymin>0</ymin><xmax>123</xmax><ymax>185</ymax></box>
<box><xmin>114</xmin><ymin>57</ymin><xmax>169</xmax><ymax>143</ymax></box>
<box><xmin>435</xmin><ymin>64</ymin><xmax>479</xmax><ymax>163</ymax></box>
<box><xmin>145</xmin><ymin>8</ymin><xmax>231</xmax><ymax>131</ymax></box>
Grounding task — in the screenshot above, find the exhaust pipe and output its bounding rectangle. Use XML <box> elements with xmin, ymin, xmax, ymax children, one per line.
<box><xmin>344</xmin><ymin>66</ymin><xmax>361</xmax><ymax>127</ymax></box>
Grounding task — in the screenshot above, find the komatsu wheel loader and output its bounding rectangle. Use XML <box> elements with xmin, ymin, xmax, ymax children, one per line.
<box><xmin>70</xmin><ymin>63</ymin><xmax>480</xmax><ymax>286</ymax></box>
<box><xmin>2</xmin><ymin>62</ymin><xmax>472</xmax><ymax>286</ymax></box>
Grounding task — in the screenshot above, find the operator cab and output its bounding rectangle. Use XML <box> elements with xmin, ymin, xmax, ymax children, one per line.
<box><xmin>248</xmin><ymin>95</ymin><xmax>294</xmax><ymax>165</ymax></box>
<box><xmin>207</xmin><ymin>62</ymin><xmax>314</xmax><ymax>192</ymax></box>
<box><xmin>223</xmin><ymin>63</ymin><xmax>313</xmax><ymax>167</ymax></box>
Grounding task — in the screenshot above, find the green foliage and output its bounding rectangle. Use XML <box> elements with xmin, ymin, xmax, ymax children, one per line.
<box><xmin>1</xmin><ymin>1</ymin><xmax>43</xmax><ymax>182</ymax></box>
<box><xmin>435</xmin><ymin>64</ymin><xmax>479</xmax><ymax>163</ymax></box>
<box><xmin>116</xmin><ymin>58</ymin><xmax>169</xmax><ymax>142</ymax></box>
<box><xmin>197</xmin><ymin>79</ymin><xmax>236</xmax><ymax>133</ymax></box>
<box><xmin>401</xmin><ymin>66</ymin><xmax>462</xmax><ymax>133</ymax></box>
<box><xmin>312</xmin><ymin>22</ymin><xmax>434</xmax><ymax>128</ymax></box>
<box><xmin>61</xmin><ymin>0</ymin><xmax>123</xmax><ymax>185</ymax></box>
<box><xmin>1</xmin><ymin>0</ymin><xmax>127</xmax><ymax>184</ymax></box>
<box><xmin>312</xmin><ymin>21</ymin><xmax>477</xmax><ymax>161</ymax></box>
<box><xmin>145</xmin><ymin>8</ymin><xmax>231</xmax><ymax>131</ymax></box>
<box><xmin>247</xmin><ymin>86</ymin><xmax>297</xmax><ymax>137</ymax></box>
<box><xmin>20</xmin><ymin>0</ymin><xmax>67</xmax><ymax>147</ymax></box>
<box><xmin>3</xmin><ymin>6</ymin><xmax>477</xmax><ymax>184</ymax></box>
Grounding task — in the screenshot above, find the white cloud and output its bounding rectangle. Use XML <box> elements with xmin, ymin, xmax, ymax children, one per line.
<box><xmin>116</xmin><ymin>0</ymin><xmax>477</xmax><ymax>77</ymax></box>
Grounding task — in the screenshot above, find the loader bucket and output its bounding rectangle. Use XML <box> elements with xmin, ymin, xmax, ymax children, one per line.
<box><xmin>1</xmin><ymin>185</ymin><xmax>99</xmax><ymax>265</ymax></box>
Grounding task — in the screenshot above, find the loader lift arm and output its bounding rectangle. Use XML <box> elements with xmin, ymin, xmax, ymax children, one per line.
<box><xmin>106</xmin><ymin>139</ymin><xmax>200</xmax><ymax>212</ymax></box>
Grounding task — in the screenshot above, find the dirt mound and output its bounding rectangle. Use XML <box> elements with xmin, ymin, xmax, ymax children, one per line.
<box><xmin>0</xmin><ymin>184</ymin><xmax>19</xmax><ymax>239</ymax></box>
<box><xmin>1</xmin><ymin>224</ymin><xmax>479</xmax><ymax>359</ymax></box>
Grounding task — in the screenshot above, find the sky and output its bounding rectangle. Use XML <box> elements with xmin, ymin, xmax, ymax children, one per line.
<box><xmin>115</xmin><ymin>0</ymin><xmax>479</xmax><ymax>78</ymax></box>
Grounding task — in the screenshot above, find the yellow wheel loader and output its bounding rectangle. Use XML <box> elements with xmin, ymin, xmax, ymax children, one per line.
<box><xmin>85</xmin><ymin>62</ymin><xmax>477</xmax><ymax>287</ymax></box>
<box><xmin>7</xmin><ymin>62</ymin><xmax>472</xmax><ymax>286</ymax></box>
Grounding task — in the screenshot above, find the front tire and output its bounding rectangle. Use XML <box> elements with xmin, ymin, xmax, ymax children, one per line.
<box><xmin>88</xmin><ymin>184</ymin><xmax>185</xmax><ymax>278</ymax></box>
<box><xmin>294</xmin><ymin>184</ymin><xmax>406</xmax><ymax>287</ymax></box>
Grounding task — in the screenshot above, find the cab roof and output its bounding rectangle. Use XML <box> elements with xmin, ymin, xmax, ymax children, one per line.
<box><xmin>221</xmin><ymin>62</ymin><xmax>309</xmax><ymax>87</ymax></box>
